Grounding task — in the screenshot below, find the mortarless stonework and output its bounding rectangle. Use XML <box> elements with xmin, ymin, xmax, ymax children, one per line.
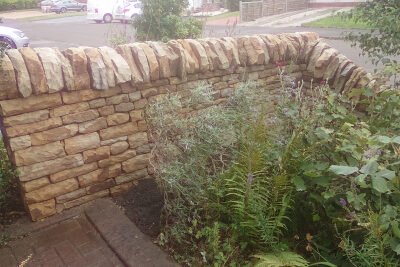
<box><xmin>0</xmin><ymin>32</ymin><xmax>377</xmax><ymax>221</ymax></box>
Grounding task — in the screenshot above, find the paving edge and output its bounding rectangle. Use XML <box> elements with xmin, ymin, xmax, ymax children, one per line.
<box><xmin>85</xmin><ymin>198</ymin><xmax>179</xmax><ymax>267</ymax></box>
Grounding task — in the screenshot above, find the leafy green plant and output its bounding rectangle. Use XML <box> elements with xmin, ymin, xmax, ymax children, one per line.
<box><xmin>0</xmin><ymin>0</ymin><xmax>40</xmax><ymax>11</ymax></box>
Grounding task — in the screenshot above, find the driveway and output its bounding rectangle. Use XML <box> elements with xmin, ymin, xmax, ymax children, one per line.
<box><xmin>1</xmin><ymin>15</ymin><xmax>383</xmax><ymax>72</ymax></box>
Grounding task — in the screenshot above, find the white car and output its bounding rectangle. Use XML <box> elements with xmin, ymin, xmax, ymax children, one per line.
<box><xmin>0</xmin><ymin>25</ymin><xmax>29</xmax><ymax>49</ymax></box>
<box><xmin>87</xmin><ymin>0</ymin><xmax>141</xmax><ymax>23</ymax></box>
<box><xmin>119</xmin><ymin>1</ymin><xmax>142</xmax><ymax>22</ymax></box>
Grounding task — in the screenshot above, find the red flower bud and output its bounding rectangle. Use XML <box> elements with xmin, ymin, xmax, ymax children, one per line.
<box><xmin>276</xmin><ymin>62</ymin><xmax>283</xmax><ymax>67</ymax></box>
<box><xmin>320</xmin><ymin>80</ymin><xmax>326</xmax><ymax>85</ymax></box>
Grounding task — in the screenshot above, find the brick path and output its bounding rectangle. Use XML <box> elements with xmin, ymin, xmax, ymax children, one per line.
<box><xmin>0</xmin><ymin>198</ymin><xmax>178</xmax><ymax>267</ymax></box>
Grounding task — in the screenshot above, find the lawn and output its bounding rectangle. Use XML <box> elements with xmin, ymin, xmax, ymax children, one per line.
<box><xmin>205</xmin><ymin>11</ymin><xmax>239</xmax><ymax>21</ymax></box>
<box><xmin>303</xmin><ymin>14</ymin><xmax>373</xmax><ymax>29</ymax></box>
<box><xmin>18</xmin><ymin>11</ymin><xmax>86</xmax><ymax>21</ymax></box>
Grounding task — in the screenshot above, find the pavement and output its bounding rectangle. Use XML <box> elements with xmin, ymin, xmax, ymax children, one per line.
<box><xmin>0</xmin><ymin>198</ymin><xmax>178</xmax><ymax>267</ymax></box>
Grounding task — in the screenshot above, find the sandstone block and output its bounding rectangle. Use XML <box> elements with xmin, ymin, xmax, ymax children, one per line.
<box><xmin>62</xmin><ymin>109</ymin><xmax>99</xmax><ymax>124</ymax></box>
<box><xmin>167</xmin><ymin>40</ymin><xmax>187</xmax><ymax>80</ymax></box>
<box><xmin>25</xmin><ymin>178</ymin><xmax>79</xmax><ymax>204</ymax></box>
<box><xmin>84</xmin><ymin>47</ymin><xmax>108</xmax><ymax>90</ymax></box>
<box><xmin>35</xmin><ymin>47</ymin><xmax>65</xmax><ymax>93</ymax></box>
<box><xmin>19</xmin><ymin>47</ymin><xmax>48</xmax><ymax>95</ymax></box>
<box><xmin>116</xmin><ymin>44</ymin><xmax>143</xmax><ymax>84</ymax></box>
<box><xmin>50</xmin><ymin>162</ymin><xmax>98</xmax><ymax>183</ymax></box>
<box><xmin>307</xmin><ymin>42</ymin><xmax>331</xmax><ymax>74</ymax></box>
<box><xmin>6</xmin><ymin>49</ymin><xmax>32</xmax><ymax>97</ymax></box>
<box><xmin>86</xmin><ymin>179</ymin><xmax>115</xmax><ymax>194</ymax></box>
<box><xmin>50</xmin><ymin>102</ymin><xmax>90</xmax><ymax>118</ymax></box>
<box><xmin>89</xmin><ymin>98</ymin><xmax>106</xmax><ymax>108</ymax></box>
<box><xmin>178</xmin><ymin>39</ymin><xmax>199</xmax><ymax>73</ymax></box>
<box><xmin>115</xmin><ymin>102</ymin><xmax>135</xmax><ymax>112</ymax></box>
<box><xmin>63</xmin><ymin>189</ymin><xmax>109</xmax><ymax>209</ymax></box>
<box><xmin>130</xmin><ymin>44</ymin><xmax>150</xmax><ymax>83</ymax></box>
<box><xmin>100</xmin><ymin>122</ymin><xmax>138</xmax><ymax>140</ymax></box>
<box><xmin>108</xmin><ymin>163</ymin><xmax>122</xmax><ymax>178</ymax></box>
<box><xmin>98</xmin><ymin>105</ymin><xmax>115</xmax><ymax>116</ymax></box>
<box><xmin>0</xmin><ymin>93</ymin><xmax>62</xmax><ymax>116</ymax></box>
<box><xmin>78</xmin><ymin>168</ymin><xmax>108</xmax><ymax>187</ymax></box>
<box><xmin>9</xmin><ymin>135</ymin><xmax>31</xmax><ymax>151</ymax></box>
<box><xmin>314</xmin><ymin>48</ymin><xmax>338</xmax><ymax>79</ymax></box>
<box><xmin>3</xmin><ymin>109</ymin><xmax>49</xmax><ymax>127</ymax></box>
<box><xmin>206</xmin><ymin>39</ymin><xmax>230</xmax><ymax>70</ymax></box>
<box><xmin>83</xmin><ymin>146</ymin><xmax>110</xmax><ymax>163</ymax></box>
<box><xmin>22</xmin><ymin>177</ymin><xmax>50</xmax><ymax>193</ymax></box>
<box><xmin>137</xmin><ymin>43</ymin><xmax>160</xmax><ymax>81</ymax></box>
<box><xmin>6</xmin><ymin>117</ymin><xmax>63</xmax><ymax>138</ymax></box>
<box><xmin>128</xmin><ymin>132</ymin><xmax>148</xmax><ymax>148</ymax></box>
<box><xmin>141</xmin><ymin>88</ymin><xmax>158</xmax><ymax>98</ymax></box>
<box><xmin>128</xmin><ymin>91</ymin><xmax>141</xmax><ymax>102</ymax></box>
<box><xmin>98</xmin><ymin>149</ymin><xmax>136</xmax><ymax>168</ymax></box>
<box><xmin>115</xmin><ymin>168</ymin><xmax>148</xmax><ymax>184</ymax></box>
<box><xmin>0</xmin><ymin>54</ymin><xmax>19</xmax><ymax>100</ymax></box>
<box><xmin>28</xmin><ymin>199</ymin><xmax>56</xmax><ymax>221</ymax></box>
<box><xmin>63</xmin><ymin>47</ymin><xmax>91</xmax><ymax>91</ymax></box>
<box><xmin>110</xmin><ymin>182</ymin><xmax>134</xmax><ymax>197</ymax></box>
<box><xmin>122</xmin><ymin>154</ymin><xmax>150</xmax><ymax>173</ymax></box>
<box><xmin>221</xmin><ymin>37</ymin><xmax>241</xmax><ymax>66</ymax></box>
<box><xmin>54</xmin><ymin>48</ymin><xmax>75</xmax><ymax>91</ymax></box>
<box><xmin>30</xmin><ymin>124</ymin><xmax>78</xmax><ymax>146</ymax></box>
<box><xmin>65</xmin><ymin>132</ymin><xmax>100</xmax><ymax>155</ymax></box>
<box><xmin>79</xmin><ymin>117</ymin><xmax>107</xmax><ymax>134</ymax></box>
<box><xmin>99</xmin><ymin>46</ymin><xmax>131</xmax><ymax>84</ymax></box>
<box><xmin>97</xmin><ymin>47</ymin><xmax>116</xmax><ymax>88</ymax></box>
<box><xmin>136</xmin><ymin>144</ymin><xmax>152</xmax><ymax>154</ymax></box>
<box><xmin>148</xmin><ymin>41</ymin><xmax>171</xmax><ymax>78</ymax></box>
<box><xmin>187</xmin><ymin>39</ymin><xmax>209</xmax><ymax>72</ymax></box>
<box><xmin>106</xmin><ymin>94</ymin><xmax>129</xmax><ymax>105</ymax></box>
<box><xmin>14</xmin><ymin>141</ymin><xmax>66</xmax><ymax>167</ymax></box>
<box><xmin>100</xmin><ymin>136</ymin><xmax>128</xmax><ymax>146</ymax></box>
<box><xmin>107</xmin><ymin>113</ymin><xmax>130</xmax><ymax>126</ymax></box>
<box><xmin>62</xmin><ymin>89</ymin><xmax>101</xmax><ymax>104</ymax></box>
<box><xmin>130</xmin><ymin>110</ymin><xmax>143</xmax><ymax>122</ymax></box>
<box><xmin>134</xmin><ymin>98</ymin><xmax>147</xmax><ymax>109</ymax></box>
<box><xmin>56</xmin><ymin>188</ymin><xmax>86</xmax><ymax>204</ymax></box>
<box><xmin>138</xmin><ymin>120</ymin><xmax>147</xmax><ymax>131</ymax></box>
<box><xmin>18</xmin><ymin>154</ymin><xmax>83</xmax><ymax>182</ymax></box>
<box><xmin>111</xmin><ymin>141</ymin><xmax>129</xmax><ymax>155</ymax></box>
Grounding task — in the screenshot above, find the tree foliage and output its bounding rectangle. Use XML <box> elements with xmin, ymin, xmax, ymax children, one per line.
<box><xmin>345</xmin><ymin>0</ymin><xmax>400</xmax><ymax>62</ymax></box>
<box><xmin>133</xmin><ymin>0</ymin><xmax>203</xmax><ymax>42</ymax></box>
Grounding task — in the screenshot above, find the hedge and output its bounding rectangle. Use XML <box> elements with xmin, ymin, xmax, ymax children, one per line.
<box><xmin>0</xmin><ymin>0</ymin><xmax>41</xmax><ymax>11</ymax></box>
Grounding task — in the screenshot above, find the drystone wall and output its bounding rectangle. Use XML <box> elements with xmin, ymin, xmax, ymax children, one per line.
<box><xmin>0</xmin><ymin>32</ymin><xmax>375</xmax><ymax>221</ymax></box>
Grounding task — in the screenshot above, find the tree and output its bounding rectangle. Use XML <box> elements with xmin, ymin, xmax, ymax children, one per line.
<box><xmin>345</xmin><ymin>0</ymin><xmax>400</xmax><ymax>63</ymax></box>
<box><xmin>133</xmin><ymin>0</ymin><xmax>203</xmax><ymax>42</ymax></box>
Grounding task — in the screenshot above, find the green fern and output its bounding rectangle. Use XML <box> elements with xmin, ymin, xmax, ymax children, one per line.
<box><xmin>253</xmin><ymin>252</ymin><xmax>308</xmax><ymax>267</ymax></box>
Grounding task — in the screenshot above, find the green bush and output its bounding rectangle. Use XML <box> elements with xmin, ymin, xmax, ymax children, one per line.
<box><xmin>133</xmin><ymin>0</ymin><xmax>203</xmax><ymax>42</ymax></box>
<box><xmin>0</xmin><ymin>0</ymin><xmax>40</xmax><ymax>11</ymax></box>
<box><xmin>226</xmin><ymin>0</ymin><xmax>240</xmax><ymax>12</ymax></box>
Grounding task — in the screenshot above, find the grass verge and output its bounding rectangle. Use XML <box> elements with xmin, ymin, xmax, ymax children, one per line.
<box><xmin>204</xmin><ymin>11</ymin><xmax>239</xmax><ymax>21</ymax></box>
<box><xmin>303</xmin><ymin>14</ymin><xmax>373</xmax><ymax>29</ymax></box>
<box><xmin>18</xmin><ymin>11</ymin><xmax>86</xmax><ymax>21</ymax></box>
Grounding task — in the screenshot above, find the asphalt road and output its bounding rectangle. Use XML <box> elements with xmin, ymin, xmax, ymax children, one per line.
<box><xmin>2</xmin><ymin>15</ymin><xmax>383</xmax><ymax>72</ymax></box>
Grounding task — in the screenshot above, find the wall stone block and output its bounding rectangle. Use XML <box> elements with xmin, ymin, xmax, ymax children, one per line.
<box><xmin>0</xmin><ymin>54</ymin><xmax>19</xmax><ymax>100</ymax></box>
<box><xmin>30</xmin><ymin>124</ymin><xmax>78</xmax><ymax>146</ymax></box>
<box><xmin>6</xmin><ymin>49</ymin><xmax>32</xmax><ymax>98</ymax></box>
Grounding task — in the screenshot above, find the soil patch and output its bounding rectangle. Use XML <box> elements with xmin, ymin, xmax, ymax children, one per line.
<box><xmin>115</xmin><ymin>178</ymin><xmax>163</xmax><ymax>238</ymax></box>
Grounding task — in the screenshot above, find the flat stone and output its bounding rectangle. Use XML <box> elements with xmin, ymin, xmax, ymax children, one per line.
<box><xmin>6</xmin><ymin>117</ymin><xmax>63</xmax><ymax>138</ymax></box>
<box><xmin>98</xmin><ymin>105</ymin><xmax>115</xmax><ymax>116</ymax></box>
<box><xmin>115</xmin><ymin>102</ymin><xmax>135</xmax><ymax>112</ymax></box>
<box><xmin>63</xmin><ymin>47</ymin><xmax>91</xmax><ymax>91</ymax></box>
<box><xmin>6</xmin><ymin>49</ymin><xmax>32</xmax><ymax>97</ymax></box>
<box><xmin>99</xmin><ymin>46</ymin><xmax>131</xmax><ymax>84</ymax></box>
<box><xmin>89</xmin><ymin>98</ymin><xmax>106</xmax><ymax>108</ymax></box>
<box><xmin>84</xmin><ymin>47</ymin><xmax>108</xmax><ymax>90</ymax></box>
<box><xmin>110</xmin><ymin>182</ymin><xmax>134</xmax><ymax>196</ymax></box>
<box><xmin>258</xmin><ymin>34</ymin><xmax>281</xmax><ymax>63</ymax></box>
<box><xmin>187</xmin><ymin>39</ymin><xmax>209</xmax><ymax>72</ymax></box>
<box><xmin>220</xmin><ymin>37</ymin><xmax>241</xmax><ymax>67</ymax></box>
<box><xmin>130</xmin><ymin>44</ymin><xmax>151</xmax><ymax>83</ymax></box>
<box><xmin>54</xmin><ymin>48</ymin><xmax>75</xmax><ymax>91</ymax></box>
<box><xmin>307</xmin><ymin>42</ymin><xmax>331</xmax><ymax>74</ymax></box>
<box><xmin>108</xmin><ymin>163</ymin><xmax>122</xmax><ymax>178</ymax></box>
<box><xmin>9</xmin><ymin>135</ymin><xmax>31</xmax><ymax>151</ymax></box>
<box><xmin>56</xmin><ymin>188</ymin><xmax>86</xmax><ymax>204</ymax></box>
<box><xmin>25</xmin><ymin>178</ymin><xmax>79</xmax><ymax>204</ymax></box>
<box><xmin>100</xmin><ymin>136</ymin><xmax>128</xmax><ymax>146</ymax></box>
<box><xmin>22</xmin><ymin>177</ymin><xmax>50</xmax><ymax>193</ymax></box>
<box><xmin>100</xmin><ymin>122</ymin><xmax>138</xmax><ymax>141</ymax></box>
<box><xmin>0</xmin><ymin>92</ymin><xmax>62</xmax><ymax>116</ymax></box>
<box><xmin>148</xmin><ymin>41</ymin><xmax>171</xmax><ymax>78</ymax></box>
<box><xmin>106</xmin><ymin>94</ymin><xmax>129</xmax><ymax>105</ymax></box>
<box><xmin>249</xmin><ymin>36</ymin><xmax>268</xmax><ymax>65</ymax></box>
<box><xmin>115</xmin><ymin>168</ymin><xmax>148</xmax><ymax>184</ymax></box>
<box><xmin>107</xmin><ymin>113</ymin><xmax>130</xmax><ymax>126</ymax></box>
<box><xmin>197</xmin><ymin>39</ymin><xmax>217</xmax><ymax>71</ymax></box>
<box><xmin>83</xmin><ymin>146</ymin><xmax>110</xmax><ymax>163</ymax></box>
<box><xmin>64</xmin><ymin>132</ymin><xmax>100</xmax><ymax>155</ymax></box>
<box><xmin>79</xmin><ymin>117</ymin><xmax>108</xmax><ymax>134</ymax></box>
<box><xmin>61</xmin><ymin>89</ymin><xmax>101</xmax><ymax>104</ymax></box>
<box><xmin>110</xmin><ymin>141</ymin><xmax>129</xmax><ymax>155</ymax></box>
<box><xmin>130</xmin><ymin>110</ymin><xmax>143</xmax><ymax>122</ymax></box>
<box><xmin>62</xmin><ymin>109</ymin><xmax>99</xmax><ymax>124</ymax></box>
<box><xmin>116</xmin><ymin>44</ymin><xmax>143</xmax><ymax>84</ymax></box>
<box><xmin>19</xmin><ymin>47</ymin><xmax>48</xmax><ymax>95</ymax></box>
<box><xmin>206</xmin><ymin>38</ymin><xmax>229</xmax><ymax>70</ymax></box>
<box><xmin>78</xmin><ymin>168</ymin><xmax>108</xmax><ymax>187</ymax></box>
<box><xmin>0</xmin><ymin>54</ymin><xmax>19</xmax><ymax>100</ymax></box>
<box><xmin>323</xmin><ymin>52</ymin><xmax>342</xmax><ymax>82</ymax></box>
<box><xmin>178</xmin><ymin>39</ymin><xmax>199</xmax><ymax>73</ymax></box>
<box><xmin>50</xmin><ymin>162</ymin><xmax>98</xmax><ymax>183</ymax></box>
<box><xmin>14</xmin><ymin>141</ymin><xmax>66</xmax><ymax>167</ymax></box>
<box><xmin>128</xmin><ymin>132</ymin><xmax>148</xmax><ymax>148</ymax></box>
<box><xmin>137</xmin><ymin>43</ymin><xmax>160</xmax><ymax>81</ymax></box>
<box><xmin>50</xmin><ymin>102</ymin><xmax>90</xmax><ymax>118</ymax></box>
<box><xmin>98</xmin><ymin>149</ymin><xmax>136</xmax><ymax>168</ymax></box>
<box><xmin>314</xmin><ymin>48</ymin><xmax>338</xmax><ymax>79</ymax></box>
<box><xmin>97</xmin><ymin>47</ymin><xmax>116</xmax><ymax>88</ymax></box>
<box><xmin>28</xmin><ymin>199</ymin><xmax>56</xmax><ymax>221</ymax></box>
<box><xmin>86</xmin><ymin>179</ymin><xmax>115</xmax><ymax>194</ymax></box>
<box><xmin>63</xmin><ymin>189</ymin><xmax>109</xmax><ymax>209</ymax></box>
<box><xmin>122</xmin><ymin>154</ymin><xmax>150</xmax><ymax>173</ymax></box>
<box><xmin>18</xmin><ymin>154</ymin><xmax>84</xmax><ymax>182</ymax></box>
<box><xmin>3</xmin><ymin>109</ymin><xmax>49</xmax><ymax>127</ymax></box>
<box><xmin>30</xmin><ymin>124</ymin><xmax>78</xmax><ymax>146</ymax></box>
<box><xmin>167</xmin><ymin>40</ymin><xmax>187</xmax><ymax>80</ymax></box>
<box><xmin>35</xmin><ymin>47</ymin><xmax>64</xmax><ymax>93</ymax></box>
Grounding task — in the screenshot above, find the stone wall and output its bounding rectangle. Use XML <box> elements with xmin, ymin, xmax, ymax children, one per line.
<box><xmin>0</xmin><ymin>32</ymin><xmax>375</xmax><ymax>221</ymax></box>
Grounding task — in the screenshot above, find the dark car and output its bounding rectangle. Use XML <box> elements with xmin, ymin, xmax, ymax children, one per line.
<box><xmin>50</xmin><ymin>0</ymin><xmax>87</xmax><ymax>13</ymax></box>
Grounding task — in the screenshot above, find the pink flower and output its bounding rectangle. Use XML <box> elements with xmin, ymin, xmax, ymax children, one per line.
<box><xmin>339</xmin><ymin>198</ymin><xmax>347</xmax><ymax>206</ymax></box>
<box><xmin>320</xmin><ymin>80</ymin><xmax>326</xmax><ymax>85</ymax></box>
<box><xmin>276</xmin><ymin>62</ymin><xmax>283</xmax><ymax>67</ymax></box>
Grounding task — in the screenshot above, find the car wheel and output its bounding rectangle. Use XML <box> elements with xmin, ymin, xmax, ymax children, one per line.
<box><xmin>103</xmin><ymin>14</ymin><xmax>112</xmax><ymax>23</ymax></box>
<box><xmin>0</xmin><ymin>37</ymin><xmax>16</xmax><ymax>50</ymax></box>
<box><xmin>94</xmin><ymin>20</ymin><xmax>102</xmax><ymax>24</ymax></box>
<box><xmin>60</xmin><ymin>7</ymin><xmax>67</xmax><ymax>13</ymax></box>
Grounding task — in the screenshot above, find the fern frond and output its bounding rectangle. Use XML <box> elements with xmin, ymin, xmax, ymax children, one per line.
<box><xmin>253</xmin><ymin>251</ymin><xmax>309</xmax><ymax>267</ymax></box>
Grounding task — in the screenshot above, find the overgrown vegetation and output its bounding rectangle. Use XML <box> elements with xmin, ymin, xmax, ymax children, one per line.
<box><xmin>133</xmin><ymin>0</ymin><xmax>203</xmax><ymax>42</ymax></box>
<box><xmin>0</xmin><ymin>0</ymin><xmax>40</xmax><ymax>11</ymax></box>
<box><xmin>146</xmin><ymin>64</ymin><xmax>400</xmax><ymax>265</ymax></box>
<box><xmin>303</xmin><ymin>13</ymin><xmax>372</xmax><ymax>29</ymax></box>
<box><xmin>344</xmin><ymin>0</ymin><xmax>400</xmax><ymax>63</ymax></box>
